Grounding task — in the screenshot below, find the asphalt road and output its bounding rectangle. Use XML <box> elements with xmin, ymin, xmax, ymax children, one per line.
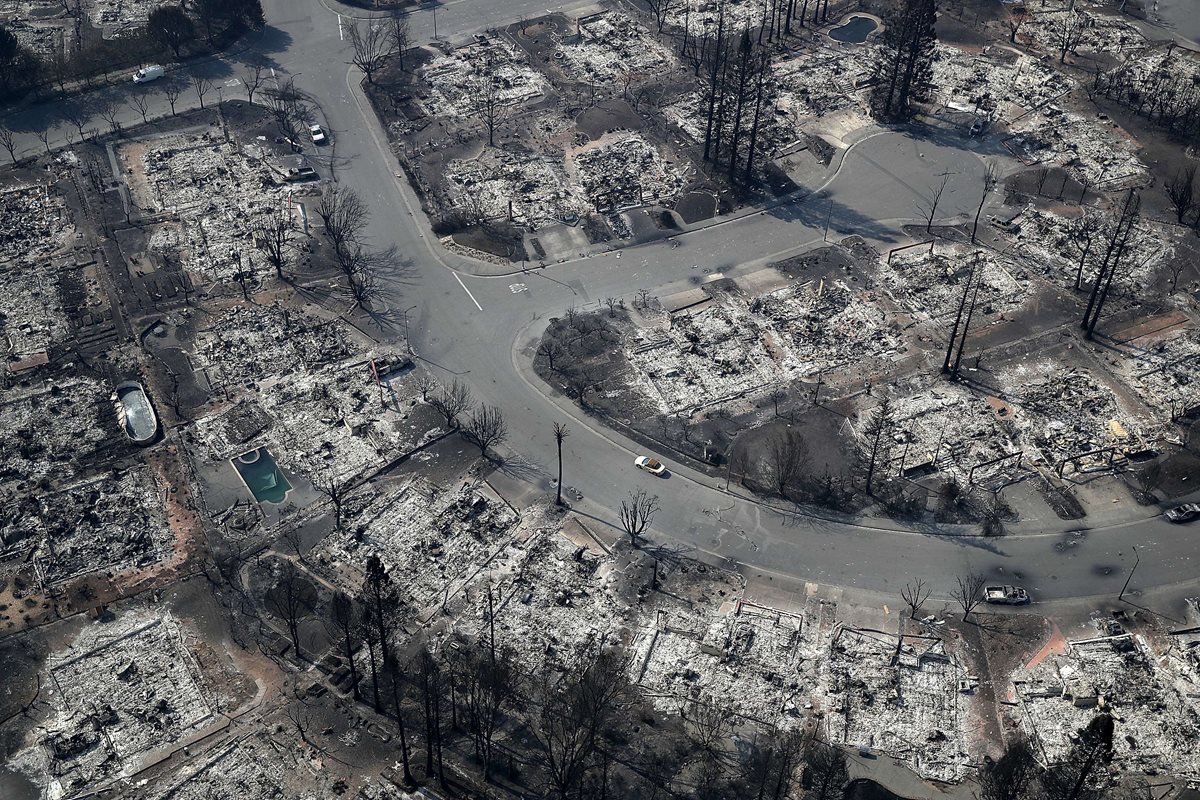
<box><xmin>3</xmin><ymin>0</ymin><xmax>1196</xmax><ymax>607</ymax></box>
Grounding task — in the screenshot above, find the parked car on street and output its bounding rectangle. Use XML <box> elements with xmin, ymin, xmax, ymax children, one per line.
<box><xmin>309</xmin><ymin>124</ymin><xmax>328</xmax><ymax>145</ymax></box>
<box><xmin>133</xmin><ymin>65</ymin><xmax>165</xmax><ymax>84</ymax></box>
<box><xmin>1165</xmin><ymin>503</ymin><xmax>1200</xmax><ymax>523</ymax></box>
<box><xmin>984</xmin><ymin>585</ymin><xmax>1030</xmax><ymax>605</ymax></box>
<box><xmin>634</xmin><ymin>456</ymin><xmax>667</xmax><ymax>476</ymax></box>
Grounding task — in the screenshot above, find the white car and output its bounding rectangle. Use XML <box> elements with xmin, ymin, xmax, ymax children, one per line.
<box><xmin>634</xmin><ymin>456</ymin><xmax>667</xmax><ymax>476</ymax></box>
<box><xmin>132</xmin><ymin>65</ymin><xmax>165</xmax><ymax>84</ymax></box>
<box><xmin>309</xmin><ymin>124</ymin><xmax>328</xmax><ymax>145</ymax></box>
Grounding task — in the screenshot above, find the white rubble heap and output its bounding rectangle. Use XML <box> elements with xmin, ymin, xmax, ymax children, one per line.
<box><xmin>148</xmin><ymin>736</ymin><xmax>288</xmax><ymax>800</ymax></box>
<box><xmin>629</xmin><ymin>300</ymin><xmax>781</xmax><ymax>413</ymax></box>
<box><xmin>773</xmin><ymin>46</ymin><xmax>876</xmax><ymax>121</ymax></box>
<box><xmin>824</xmin><ymin>627</ymin><xmax>969</xmax><ymax>782</ymax></box>
<box><xmin>260</xmin><ymin>356</ymin><xmax>433</xmax><ymax>484</ymax></box>
<box><xmin>569</xmin><ymin>132</ymin><xmax>688</xmax><ymax>211</ymax></box>
<box><xmin>1020</xmin><ymin>3</ymin><xmax>1146</xmax><ymax>61</ymax></box>
<box><xmin>634</xmin><ymin>601</ymin><xmax>828</xmax><ymax>725</ymax></box>
<box><xmin>882</xmin><ymin>382</ymin><xmax>1021</xmax><ymax>486</ymax></box>
<box><xmin>1110</xmin><ymin>327</ymin><xmax>1200</xmax><ymax>420</ymax></box>
<box><xmin>0</xmin><ymin>182</ymin><xmax>73</xmax><ymax>357</ymax></box>
<box><xmin>443</xmin><ymin>147</ymin><xmax>589</xmax><ymax>226</ymax></box>
<box><xmin>419</xmin><ymin>37</ymin><xmax>548</xmax><ymax>119</ymax></box>
<box><xmin>3</xmin><ymin>466</ymin><xmax>171</xmax><ymax>585</ymax></box>
<box><xmin>1014</xmin><ymin>626</ymin><xmax>1200</xmax><ymax>775</ymax></box>
<box><xmin>879</xmin><ymin>245</ymin><xmax>1032</xmax><ymax>321</ymax></box>
<box><xmin>188</xmin><ymin>303</ymin><xmax>356</xmax><ymax>391</ymax></box>
<box><xmin>31</xmin><ymin>613</ymin><xmax>214</xmax><ymax>794</ymax></box>
<box><xmin>1009</xmin><ymin>206</ymin><xmax>1172</xmax><ymax>291</ymax></box>
<box><xmin>1007</xmin><ymin>108</ymin><xmax>1146</xmax><ymax>188</ymax></box>
<box><xmin>123</xmin><ymin>133</ymin><xmax>300</xmax><ymax>283</ymax></box>
<box><xmin>555</xmin><ymin>11</ymin><xmax>677</xmax><ymax>85</ymax></box>
<box><xmin>317</xmin><ymin>478</ymin><xmax>518</xmax><ymax>610</ymax></box>
<box><xmin>89</xmin><ymin>0</ymin><xmax>167</xmax><ymax>35</ymax></box>
<box><xmin>663</xmin><ymin>0</ymin><xmax>766</xmax><ymax>35</ymax></box>
<box><xmin>753</xmin><ymin>278</ymin><xmax>902</xmax><ymax>378</ymax></box>
<box><xmin>2</xmin><ymin>16</ymin><xmax>61</xmax><ymax>55</ymax></box>
<box><xmin>931</xmin><ymin>44</ymin><xmax>1071</xmax><ymax>118</ymax></box>
<box><xmin>0</xmin><ymin>377</ymin><xmax>110</xmax><ymax>497</ymax></box>
<box><xmin>998</xmin><ymin>363</ymin><xmax>1145</xmax><ymax>468</ymax></box>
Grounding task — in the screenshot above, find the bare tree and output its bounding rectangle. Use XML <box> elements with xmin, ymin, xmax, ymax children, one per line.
<box><xmin>191</xmin><ymin>74</ymin><xmax>213</xmax><ymax>109</ymax></box>
<box><xmin>764</xmin><ymin>428</ymin><xmax>806</xmax><ymax>498</ymax></box>
<box><xmin>315</xmin><ymin>184</ymin><xmax>369</xmax><ymax>258</ymax></box>
<box><xmin>130</xmin><ymin>92</ymin><xmax>152</xmax><ymax>124</ymax></box>
<box><xmin>162</xmin><ymin>79</ymin><xmax>184</xmax><ymax>115</ymax></box>
<box><xmin>476</xmin><ymin>69</ymin><xmax>510</xmax><ymax>148</ymax></box>
<box><xmin>314</xmin><ymin>470</ymin><xmax>351</xmax><ymax>529</ymax></box>
<box><xmin>1005</xmin><ymin>5</ymin><xmax>1030</xmax><ymax>43</ymax></box>
<box><xmin>265</xmin><ymin>76</ymin><xmax>306</xmax><ymax>149</ymax></box>
<box><xmin>253</xmin><ymin>204</ymin><xmax>297</xmax><ymax>278</ymax></box>
<box><xmin>972</xmin><ymin>163</ymin><xmax>999</xmax><ymax>243</ymax></box>
<box><xmin>900</xmin><ymin>578</ymin><xmax>931</xmax><ymax>619</ymax></box>
<box><xmin>917</xmin><ymin>172</ymin><xmax>951</xmax><ymax>232</ymax></box>
<box><xmin>1165</xmin><ymin>164</ymin><xmax>1197</xmax><ymax>224</ymax></box>
<box><xmin>329</xmin><ymin>591</ymin><xmax>361</xmax><ymax>700</ymax></box>
<box><xmin>803</xmin><ymin>741</ymin><xmax>850</xmax><ymax>800</ymax></box>
<box><xmin>979</xmin><ymin>736</ymin><xmax>1040</xmax><ymax>800</ymax></box>
<box><xmin>63</xmin><ymin>105</ymin><xmax>90</xmax><ymax>141</ymax></box>
<box><xmin>464</xmin><ymin>404</ymin><xmax>508</xmax><ymax>457</ymax></box>
<box><xmin>1072</xmin><ymin>209</ymin><xmax>1105</xmax><ymax>290</ymax></box>
<box><xmin>97</xmin><ymin>99</ymin><xmax>122</xmax><ymax>137</ymax></box>
<box><xmin>553</xmin><ymin>422</ymin><xmax>569</xmax><ymax>506</ymax></box>
<box><xmin>430</xmin><ymin>379</ymin><xmax>473</xmax><ymax>428</ymax></box>
<box><xmin>242</xmin><ymin>59</ymin><xmax>268</xmax><ymax>105</ymax></box>
<box><xmin>449</xmin><ymin>637</ymin><xmax>516</xmax><ymax>782</ymax></box>
<box><xmin>34</xmin><ymin>128</ymin><xmax>53</xmax><ymax>156</ymax></box>
<box><xmin>415</xmin><ymin>373</ymin><xmax>436</xmax><ymax>402</ymax></box>
<box><xmin>858</xmin><ymin>397</ymin><xmax>894</xmax><ymax>496</ymax></box>
<box><xmin>950</xmin><ymin>570</ymin><xmax>987</xmax><ymax>621</ymax></box>
<box><xmin>348</xmin><ymin>20</ymin><xmax>394</xmax><ymax>84</ymax></box>
<box><xmin>1054</xmin><ymin>10</ymin><xmax>1088</xmax><ymax>64</ymax></box>
<box><xmin>386</xmin><ymin>10</ymin><xmax>411</xmax><ymax>71</ymax></box>
<box><xmin>265</xmin><ymin>559</ymin><xmax>308</xmax><ymax>658</ymax></box>
<box><xmin>0</xmin><ymin>124</ymin><xmax>16</xmax><ymax>163</ymax></box>
<box><xmin>1082</xmin><ymin>189</ymin><xmax>1140</xmax><ymax>338</ymax></box>
<box><xmin>619</xmin><ymin>488</ymin><xmax>659</xmax><ymax>547</ymax></box>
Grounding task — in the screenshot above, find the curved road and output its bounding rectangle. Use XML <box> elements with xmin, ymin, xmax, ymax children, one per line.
<box><xmin>5</xmin><ymin>0</ymin><xmax>1195</xmax><ymax>607</ymax></box>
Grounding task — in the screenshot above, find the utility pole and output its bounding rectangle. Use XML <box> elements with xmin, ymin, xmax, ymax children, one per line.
<box><xmin>823</xmin><ymin>195</ymin><xmax>833</xmax><ymax>242</ymax></box>
<box><xmin>403</xmin><ymin>304</ymin><xmax>417</xmax><ymax>355</ymax></box>
<box><xmin>1119</xmin><ymin>545</ymin><xmax>1139</xmax><ymax>601</ymax></box>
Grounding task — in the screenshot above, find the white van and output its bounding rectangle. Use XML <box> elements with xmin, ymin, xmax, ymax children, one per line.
<box><xmin>132</xmin><ymin>65</ymin><xmax>165</xmax><ymax>84</ymax></box>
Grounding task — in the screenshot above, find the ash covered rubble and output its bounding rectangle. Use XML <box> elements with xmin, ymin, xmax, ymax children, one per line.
<box><xmin>569</xmin><ymin>131</ymin><xmax>689</xmax><ymax>213</ymax></box>
<box><xmin>90</xmin><ymin>0</ymin><xmax>170</xmax><ymax>37</ymax></box>
<box><xmin>1006</xmin><ymin>108</ymin><xmax>1147</xmax><ymax>189</ymax></box>
<box><xmin>8</xmin><ymin>612</ymin><xmax>217</xmax><ymax>795</ymax></box>
<box><xmin>878</xmin><ymin>245</ymin><xmax>1033</xmax><ymax>322</ymax></box>
<box><xmin>663</xmin><ymin>0</ymin><xmax>767</xmax><ymax>35</ymax></box>
<box><xmin>554</xmin><ymin>11</ymin><xmax>678</xmax><ymax>85</ymax></box>
<box><xmin>145</xmin><ymin>736</ymin><xmax>289</xmax><ymax>800</ymax></box>
<box><xmin>0</xmin><ymin>180</ymin><xmax>74</xmax><ymax>360</ymax></box>
<box><xmin>1012</xmin><ymin>619</ymin><xmax>1200</xmax><ymax>776</ymax></box>
<box><xmin>931</xmin><ymin>44</ymin><xmax>1071</xmax><ymax>120</ymax></box>
<box><xmin>0</xmin><ymin>465</ymin><xmax>170</xmax><ymax>587</ymax></box>
<box><xmin>1019</xmin><ymin>2</ymin><xmax>1146</xmax><ymax>62</ymax></box>
<box><xmin>119</xmin><ymin>132</ymin><xmax>308</xmax><ymax>284</ymax></box>
<box><xmin>1108</xmin><ymin>327</ymin><xmax>1200</xmax><ymax>421</ymax></box>
<box><xmin>443</xmin><ymin>144</ymin><xmax>589</xmax><ymax>226</ymax></box>
<box><xmin>999</xmin><ymin>363</ymin><xmax>1147</xmax><ymax>470</ymax></box>
<box><xmin>823</xmin><ymin>626</ymin><xmax>970</xmax><ymax>782</ymax></box>
<box><xmin>418</xmin><ymin>36</ymin><xmax>548</xmax><ymax>119</ymax></box>
<box><xmin>315</xmin><ymin>478</ymin><xmax>519</xmax><ymax>615</ymax></box>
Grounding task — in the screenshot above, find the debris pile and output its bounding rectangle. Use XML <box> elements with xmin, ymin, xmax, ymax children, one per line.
<box><xmin>931</xmin><ymin>45</ymin><xmax>1070</xmax><ymax>118</ymax></box>
<box><xmin>1000</xmin><ymin>364</ymin><xmax>1142</xmax><ymax>468</ymax></box>
<box><xmin>824</xmin><ymin>627</ymin><xmax>969</xmax><ymax>782</ymax></box>
<box><xmin>1021</xmin><ymin>4</ymin><xmax>1145</xmax><ymax>61</ymax></box>
<box><xmin>120</xmin><ymin>133</ymin><xmax>301</xmax><ymax>283</ymax></box>
<box><xmin>555</xmin><ymin>11</ymin><xmax>676</xmax><ymax>85</ymax></box>
<box><xmin>628</xmin><ymin>300</ymin><xmax>780</xmax><ymax>414</ymax></box>
<box><xmin>0</xmin><ymin>181</ymin><xmax>74</xmax><ymax>358</ymax></box>
<box><xmin>317</xmin><ymin>478</ymin><xmax>518</xmax><ymax>609</ymax></box>
<box><xmin>147</xmin><ymin>736</ymin><xmax>288</xmax><ymax>800</ymax></box>
<box><xmin>663</xmin><ymin>0</ymin><xmax>766</xmax><ymax>35</ymax></box>
<box><xmin>189</xmin><ymin>304</ymin><xmax>355</xmax><ymax>392</ymax></box>
<box><xmin>773</xmin><ymin>47</ymin><xmax>875</xmax><ymax>121</ymax></box>
<box><xmin>1</xmin><ymin>466</ymin><xmax>170</xmax><ymax>585</ymax></box>
<box><xmin>570</xmin><ymin>132</ymin><xmax>687</xmax><ymax>212</ymax></box>
<box><xmin>419</xmin><ymin>36</ymin><xmax>548</xmax><ymax>118</ymax></box>
<box><xmin>880</xmin><ymin>245</ymin><xmax>1032</xmax><ymax>321</ymax></box>
<box><xmin>1014</xmin><ymin>627</ymin><xmax>1200</xmax><ymax>774</ymax></box>
<box><xmin>90</xmin><ymin>0</ymin><xmax>167</xmax><ymax>37</ymax></box>
<box><xmin>37</xmin><ymin>613</ymin><xmax>214</xmax><ymax>792</ymax></box>
<box><xmin>1111</xmin><ymin>328</ymin><xmax>1200</xmax><ymax>420</ymax></box>
<box><xmin>444</xmin><ymin>147</ymin><xmax>588</xmax><ymax>226</ymax></box>
<box><xmin>1007</xmin><ymin>109</ymin><xmax>1146</xmax><ymax>188</ymax></box>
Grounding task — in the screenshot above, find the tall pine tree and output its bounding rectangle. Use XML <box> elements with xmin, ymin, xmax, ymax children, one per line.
<box><xmin>869</xmin><ymin>0</ymin><xmax>938</xmax><ymax>121</ymax></box>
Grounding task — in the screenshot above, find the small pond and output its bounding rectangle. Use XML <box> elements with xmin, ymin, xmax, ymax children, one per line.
<box><xmin>829</xmin><ymin>15</ymin><xmax>877</xmax><ymax>44</ymax></box>
<box><xmin>232</xmin><ymin>447</ymin><xmax>293</xmax><ymax>505</ymax></box>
